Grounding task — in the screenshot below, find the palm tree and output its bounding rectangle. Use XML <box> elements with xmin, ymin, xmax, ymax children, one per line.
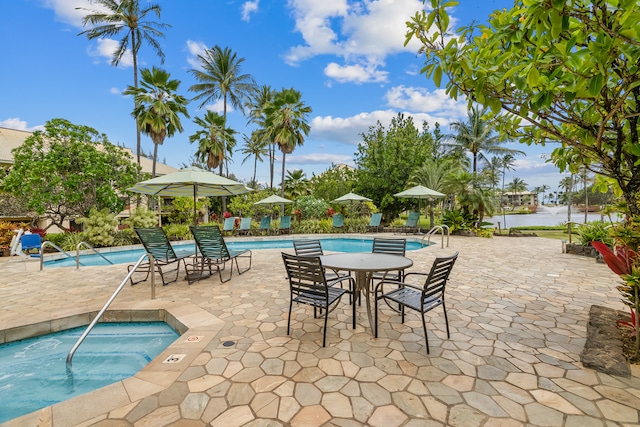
<box><xmin>500</xmin><ymin>153</ymin><xmax>516</xmax><ymax>227</ymax></box>
<box><xmin>409</xmin><ymin>158</ymin><xmax>461</xmax><ymax>228</ymax></box>
<box><xmin>188</xmin><ymin>45</ymin><xmax>257</xmax><ymax>176</ymax></box>
<box><xmin>124</xmin><ymin>67</ymin><xmax>189</xmax><ymax>177</ymax></box>
<box><xmin>506</xmin><ymin>177</ymin><xmax>528</xmax><ymax>194</ymax></box>
<box><xmin>240</xmin><ymin>131</ymin><xmax>268</xmax><ymax>186</ymax></box>
<box><xmin>246</xmin><ymin>85</ymin><xmax>276</xmax><ymax>188</ymax></box>
<box><xmin>482</xmin><ymin>156</ymin><xmax>503</xmax><ymax>190</ymax></box>
<box><xmin>190</xmin><ymin>111</ymin><xmax>237</xmax><ymax>171</ymax></box>
<box><xmin>78</xmin><ymin>0</ymin><xmax>170</xmax><ymax>166</ymax></box>
<box><xmin>560</xmin><ymin>175</ymin><xmax>576</xmax><ymax>222</ymax></box>
<box><xmin>445</xmin><ymin>106</ymin><xmax>524</xmax><ymax>177</ymax></box>
<box><xmin>284</xmin><ymin>169</ymin><xmax>309</xmax><ymax>198</ymax></box>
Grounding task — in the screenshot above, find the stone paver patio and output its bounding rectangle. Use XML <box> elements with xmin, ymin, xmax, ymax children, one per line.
<box><xmin>1</xmin><ymin>234</ymin><xmax>639</xmax><ymax>427</ymax></box>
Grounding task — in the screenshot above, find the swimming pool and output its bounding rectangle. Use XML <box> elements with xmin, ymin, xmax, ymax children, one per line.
<box><xmin>0</xmin><ymin>322</ymin><xmax>179</xmax><ymax>423</ymax></box>
<box><xmin>44</xmin><ymin>237</ymin><xmax>428</xmax><ymax>268</ymax></box>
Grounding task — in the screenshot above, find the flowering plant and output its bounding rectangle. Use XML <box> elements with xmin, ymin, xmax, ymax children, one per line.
<box><xmin>223</xmin><ymin>211</ymin><xmax>232</xmax><ymax>219</ymax></box>
<box><xmin>326</xmin><ymin>208</ymin><xmax>335</xmax><ymax>217</ymax></box>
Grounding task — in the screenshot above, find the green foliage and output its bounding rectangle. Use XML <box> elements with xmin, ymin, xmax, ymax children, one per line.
<box><xmin>473</xmin><ymin>227</ymin><xmax>495</xmax><ymax>238</ymax></box>
<box><xmin>0</xmin><ymin>221</ymin><xmax>24</xmax><ymax>248</ymax></box>
<box><xmin>406</xmin><ymin>1</ymin><xmax>640</xmax><ymax>214</ymax></box>
<box><xmin>296</xmin><ymin>195</ymin><xmax>330</xmax><ymax>220</ymax></box>
<box><xmin>577</xmin><ymin>221</ymin><xmax>614</xmax><ymax>246</ymax></box>
<box><xmin>441</xmin><ymin>209</ymin><xmax>478</xmax><ymax>232</ymax></box>
<box><xmin>113</xmin><ymin>229</ymin><xmax>136</xmax><ymax>246</ymax></box>
<box><xmin>122</xmin><ymin>207</ymin><xmax>158</xmax><ymax>228</ymax></box>
<box><xmin>309</xmin><ymin>166</ymin><xmax>356</xmax><ymax>202</ymax></box>
<box><xmin>354</xmin><ymin>114</ymin><xmax>435</xmax><ymax>219</ymax></box>
<box><xmin>344</xmin><ymin>217</ymin><xmax>369</xmax><ymax>233</ymax></box>
<box><xmin>293</xmin><ymin>218</ymin><xmax>333</xmax><ymax>234</ymax></box>
<box><xmin>44</xmin><ymin>232</ymin><xmax>66</xmax><ymax>248</ymax></box>
<box><xmin>60</xmin><ymin>232</ymin><xmax>88</xmax><ymax>251</ymax></box>
<box><xmin>76</xmin><ymin>208</ymin><xmax>119</xmax><ymax>247</ymax></box>
<box><xmin>228</xmin><ymin>190</ymin><xmax>283</xmax><ymax>218</ymax></box>
<box><xmin>163</xmin><ymin>223</ymin><xmax>191</xmax><ymax>241</ymax></box>
<box><xmin>166</xmin><ymin>197</ymin><xmax>209</xmax><ymax>224</ymax></box>
<box><xmin>2</xmin><ymin>119</ymin><xmax>142</xmax><ymax>230</ymax></box>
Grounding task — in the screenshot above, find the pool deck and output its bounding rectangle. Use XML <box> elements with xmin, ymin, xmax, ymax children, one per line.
<box><xmin>1</xmin><ymin>233</ymin><xmax>639</xmax><ymax>427</ymax></box>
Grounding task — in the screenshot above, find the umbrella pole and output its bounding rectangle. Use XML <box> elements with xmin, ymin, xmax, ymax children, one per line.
<box><xmin>158</xmin><ymin>196</ymin><xmax>162</xmax><ymax>227</ymax></box>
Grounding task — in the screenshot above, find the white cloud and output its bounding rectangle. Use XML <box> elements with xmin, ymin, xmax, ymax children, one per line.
<box><xmin>42</xmin><ymin>0</ymin><xmax>93</xmax><ymax>28</ymax></box>
<box><xmin>110</xmin><ymin>87</ymin><xmax>122</xmax><ymax>95</ymax></box>
<box><xmin>205</xmin><ymin>100</ymin><xmax>231</xmax><ymax>114</ymax></box>
<box><xmin>241</xmin><ymin>1</ymin><xmax>260</xmax><ymax>21</ymax></box>
<box><xmin>186</xmin><ymin>39</ymin><xmax>208</xmax><ymax>68</ymax></box>
<box><xmin>287</xmin><ymin>152</ymin><xmax>353</xmax><ymax>165</ymax></box>
<box><xmin>385</xmin><ymin>86</ymin><xmax>468</xmax><ymax>119</ymax></box>
<box><xmin>86</xmin><ymin>38</ymin><xmax>133</xmax><ymax>67</ymax></box>
<box><xmin>0</xmin><ymin>118</ymin><xmax>44</xmax><ymax>132</ymax></box>
<box><xmin>324</xmin><ymin>62</ymin><xmax>388</xmax><ymax>84</ymax></box>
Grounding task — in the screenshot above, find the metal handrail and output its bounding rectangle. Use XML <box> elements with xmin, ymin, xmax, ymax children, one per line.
<box><xmin>40</xmin><ymin>241</ymin><xmax>76</xmax><ymax>271</ymax></box>
<box><xmin>422</xmin><ymin>225</ymin><xmax>450</xmax><ymax>248</ymax></box>
<box><xmin>76</xmin><ymin>241</ymin><xmax>114</xmax><ymax>269</ymax></box>
<box><xmin>565</xmin><ymin>221</ymin><xmax>583</xmax><ymax>244</ymax></box>
<box><xmin>66</xmin><ymin>253</ymin><xmax>155</xmax><ymax>366</ymax></box>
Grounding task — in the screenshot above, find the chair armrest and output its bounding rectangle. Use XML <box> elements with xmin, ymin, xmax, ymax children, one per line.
<box><xmin>373</xmin><ymin>278</ymin><xmax>422</xmax><ymax>294</ymax></box>
<box><xmin>327</xmin><ymin>275</ymin><xmax>355</xmax><ymax>290</ymax></box>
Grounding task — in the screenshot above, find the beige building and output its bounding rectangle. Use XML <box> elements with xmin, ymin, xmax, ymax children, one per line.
<box><xmin>0</xmin><ymin>126</ymin><xmax>178</xmax><ymax>229</ymax></box>
<box><xmin>504</xmin><ymin>191</ymin><xmax>539</xmax><ymax>207</ymax></box>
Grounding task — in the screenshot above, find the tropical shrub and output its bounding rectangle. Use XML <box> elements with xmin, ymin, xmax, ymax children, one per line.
<box><xmin>577</xmin><ymin>221</ymin><xmax>613</xmax><ymax>246</ymax></box>
<box><xmin>76</xmin><ymin>208</ymin><xmax>118</xmax><ymax>247</ymax></box>
<box><xmin>44</xmin><ymin>232</ymin><xmax>66</xmax><ymax>249</ymax></box>
<box><xmin>0</xmin><ymin>221</ymin><xmax>19</xmax><ymax>249</ymax></box>
<box><xmin>122</xmin><ymin>207</ymin><xmax>158</xmax><ymax>229</ymax></box>
<box><xmin>60</xmin><ymin>232</ymin><xmax>88</xmax><ymax>251</ymax></box>
<box><xmin>293</xmin><ymin>219</ymin><xmax>333</xmax><ymax>234</ymax></box>
<box><xmin>166</xmin><ymin>196</ymin><xmax>209</xmax><ymax>224</ymax></box>
<box><xmin>473</xmin><ymin>227</ymin><xmax>494</xmax><ymax>238</ymax></box>
<box><xmin>113</xmin><ymin>229</ymin><xmax>136</xmax><ymax>246</ymax></box>
<box><xmin>296</xmin><ymin>196</ymin><xmax>330</xmax><ymax>220</ymax></box>
<box><xmin>344</xmin><ymin>217</ymin><xmax>369</xmax><ymax>233</ymax></box>
<box><xmin>163</xmin><ymin>223</ymin><xmax>191</xmax><ymax>241</ymax></box>
<box><xmin>442</xmin><ymin>209</ymin><xmax>478</xmax><ymax>232</ymax></box>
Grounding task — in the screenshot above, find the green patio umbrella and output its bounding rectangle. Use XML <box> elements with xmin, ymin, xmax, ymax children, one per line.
<box><xmin>128</xmin><ymin>166</ymin><xmax>250</xmax><ymax>225</ymax></box>
<box><xmin>253</xmin><ymin>194</ymin><xmax>293</xmax><ymax>206</ymax></box>
<box><xmin>331</xmin><ymin>192</ymin><xmax>372</xmax><ymax>204</ymax></box>
<box><xmin>393</xmin><ymin>185</ymin><xmax>446</xmax><ymax>230</ymax></box>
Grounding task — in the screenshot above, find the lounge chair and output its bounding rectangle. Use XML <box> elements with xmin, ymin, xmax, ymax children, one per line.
<box><xmin>235</xmin><ymin>217</ymin><xmax>252</xmax><ymax>236</ymax></box>
<box><xmin>401</xmin><ymin>211</ymin><xmax>420</xmax><ymax>234</ymax></box>
<box><xmin>281</xmin><ymin>252</ymin><xmax>355</xmax><ymax>347</ymax></box>
<box><xmin>222</xmin><ymin>217</ymin><xmax>236</xmax><ymax>235</ymax></box>
<box><xmin>332</xmin><ymin>213</ymin><xmax>345</xmax><ymax>233</ymax></box>
<box><xmin>187</xmin><ymin>225</ymin><xmax>252</xmax><ymax>284</ymax></box>
<box><xmin>279</xmin><ymin>215</ymin><xmax>292</xmax><ymax>234</ymax></box>
<box><xmin>374</xmin><ymin>252</ymin><xmax>458</xmax><ymax>353</ymax></box>
<box><xmin>368</xmin><ymin>213</ymin><xmax>383</xmax><ymax>232</ymax></box>
<box><xmin>130</xmin><ymin>227</ymin><xmax>195</xmax><ymax>286</ymax></box>
<box><xmin>259</xmin><ymin>216</ymin><xmax>272</xmax><ymax>235</ymax></box>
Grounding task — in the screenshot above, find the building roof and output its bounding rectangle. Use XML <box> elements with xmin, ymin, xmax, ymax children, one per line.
<box><xmin>0</xmin><ymin>126</ymin><xmax>177</xmax><ymax>175</ymax></box>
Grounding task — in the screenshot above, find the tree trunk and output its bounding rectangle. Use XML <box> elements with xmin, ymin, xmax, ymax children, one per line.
<box><xmin>280</xmin><ymin>151</ymin><xmax>286</xmax><ymax>216</ymax></box>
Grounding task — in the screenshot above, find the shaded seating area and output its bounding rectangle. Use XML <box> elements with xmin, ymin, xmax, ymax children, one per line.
<box><xmin>186</xmin><ymin>225</ymin><xmax>252</xmax><ymax>284</ymax></box>
<box><xmin>374</xmin><ymin>252</ymin><xmax>458</xmax><ymax>353</ymax></box>
<box><xmin>129</xmin><ymin>227</ymin><xmax>195</xmax><ymax>286</ymax></box>
<box><xmin>281</xmin><ymin>252</ymin><xmax>355</xmax><ymax>347</ymax></box>
<box><xmin>279</xmin><ymin>215</ymin><xmax>292</xmax><ymax>234</ymax></box>
<box><xmin>368</xmin><ymin>213</ymin><xmax>383</xmax><ymax>232</ymax></box>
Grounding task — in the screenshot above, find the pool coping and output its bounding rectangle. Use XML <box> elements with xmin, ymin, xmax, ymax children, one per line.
<box><xmin>3</xmin><ymin>301</ymin><xmax>226</xmax><ymax>427</ymax></box>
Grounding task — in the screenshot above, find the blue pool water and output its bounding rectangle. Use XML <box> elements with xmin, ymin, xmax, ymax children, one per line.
<box><xmin>0</xmin><ymin>322</ymin><xmax>179</xmax><ymax>423</ymax></box>
<box><xmin>44</xmin><ymin>237</ymin><xmax>427</xmax><ymax>268</ymax></box>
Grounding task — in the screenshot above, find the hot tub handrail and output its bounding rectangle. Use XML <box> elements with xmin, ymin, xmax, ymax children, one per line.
<box><xmin>76</xmin><ymin>241</ymin><xmax>114</xmax><ymax>269</ymax></box>
<box><xmin>66</xmin><ymin>253</ymin><xmax>155</xmax><ymax>367</ymax></box>
<box><xmin>39</xmin><ymin>241</ymin><xmax>75</xmax><ymax>271</ymax></box>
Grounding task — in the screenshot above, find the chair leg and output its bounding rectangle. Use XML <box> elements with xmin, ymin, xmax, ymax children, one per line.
<box><xmin>374</xmin><ymin>296</ymin><xmax>379</xmax><ymax>338</ymax></box>
<box><xmin>443</xmin><ymin>301</ymin><xmax>450</xmax><ymax>338</ymax></box>
<box><xmin>421</xmin><ymin>313</ymin><xmax>430</xmax><ymax>354</ymax></box>
<box><xmin>322</xmin><ymin>304</ymin><xmax>329</xmax><ymax>347</ymax></box>
<box><xmin>352</xmin><ymin>293</ymin><xmax>356</xmax><ymax>330</ymax></box>
<box><xmin>287</xmin><ymin>299</ymin><xmax>293</xmax><ymax>335</ymax></box>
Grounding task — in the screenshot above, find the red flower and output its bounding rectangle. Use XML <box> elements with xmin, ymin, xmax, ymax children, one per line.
<box><xmin>223</xmin><ymin>211</ymin><xmax>232</xmax><ymax>219</ymax></box>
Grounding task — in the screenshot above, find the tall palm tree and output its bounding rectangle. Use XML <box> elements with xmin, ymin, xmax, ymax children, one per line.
<box><xmin>190</xmin><ymin>111</ymin><xmax>237</xmax><ymax>171</ymax></box>
<box><xmin>124</xmin><ymin>67</ymin><xmax>189</xmax><ymax>177</ymax></box>
<box><xmin>500</xmin><ymin>153</ymin><xmax>516</xmax><ymax>226</ymax></box>
<box><xmin>78</xmin><ymin>0</ymin><xmax>170</xmax><ymax>166</ymax></box>
<box><xmin>506</xmin><ymin>177</ymin><xmax>528</xmax><ymax>194</ymax></box>
<box><xmin>284</xmin><ymin>169</ymin><xmax>309</xmax><ymax>198</ymax></box>
<box><xmin>264</xmin><ymin>88</ymin><xmax>312</xmax><ymax>214</ymax></box>
<box><xmin>246</xmin><ymin>85</ymin><xmax>276</xmax><ymax>188</ymax></box>
<box><xmin>240</xmin><ymin>132</ymin><xmax>268</xmax><ymax>186</ymax></box>
<box><xmin>445</xmin><ymin>106</ymin><xmax>524</xmax><ymax>177</ymax></box>
<box><xmin>188</xmin><ymin>45</ymin><xmax>257</xmax><ymax>177</ymax></box>
<box><xmin>482</xmin><ymin>156</ymin><xmax>503</xmax><ymax>190</ymax></box>
<box><xmin>560</xmin><ymin>175</ymin><xmax>576</xmax><ymax>222</ymax></box>
<box><xmin>409</xmin><ymin>158</ymin><xmax>461</xmax><ymax>228</ymax></box>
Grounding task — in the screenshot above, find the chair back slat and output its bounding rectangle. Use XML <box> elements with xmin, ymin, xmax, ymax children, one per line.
<box><xmin>405</xmin><ymin>212</ymin><xmax>420</xmax><ymax>227</ymax></box>
<box><xmin>369</xmin><ymin>213</ymin><xmax>382</xmax><ymax>227</ymax></box>
<box><xmin>239</xmin><ymin>217</ymin><xmax>252</xmax><ymax>230</ymax></box>
<box><xmin>135</xmin><ymin>228</ymin><xmax>177</xmax><ymax>262</ymax></box>
<box><xmin>190</xmin><ymin>225</ymin><xmax>231</xmax><ymax>259</ymax></box>
<box><xmin>332</xmin><ymin>214</ymin><xmax>344</xmax><ymax>228</ymax></box>
<box><xmin>223</xmin><ymin>217</ymin><xmax>236</xmax><ymax>232</ymax></box>
<box><xmin>280</xmin><ymin>216</ymin><xmax>291</xmax><ymax>230</ymax></box>
<box><xmin>293</xmin><ymin>239</ymin><xmax>324</xmax><ymax>257</ymax></box>
<box><xmin>260</xmin><ymin>216</ymin><xmax>271</xmax><ymax>229</ymax></box>
<box><xmin>422</xmin><ymin>252</ymin><xmax>458</xmax><ymax>302</ymax></box>
<box><xmin>372</xmin><ymin>238</ymin><xmax>406</xmax><ymax>256</ymax></box>
<box><xmin>282</xmin><ymin>253</ymin><xmax>328</xmax><ymax>304</ymax></box>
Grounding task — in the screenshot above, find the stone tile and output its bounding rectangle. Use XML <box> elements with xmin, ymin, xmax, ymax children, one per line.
<box><xmin>290</xmin><ymin>405</ymin><xmax>331</xmax><ymax>427</ymax></box>
<box><xmin>367</xmin><ymin>404</ymin><xmax>408</xmax><ymax>427</ymax></box>
<box><xmin>322</xmin><ymin>392</ymin><xmax>353</xmax><ymax>418</ymax></box>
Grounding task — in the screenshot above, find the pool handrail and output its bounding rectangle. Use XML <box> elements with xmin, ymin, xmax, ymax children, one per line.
<box><xmin>76</xmin><ymin>241</ymin><xmax>114</xmax><ymax>269</ymax></box>
<box><xmin>422</xmin><ymin>225</ymin><xmax>450</xmax><ymax>248</ymax></box>
<box><xmin>66</xmin><ymin>253</ymin><xmax>155</xmax><ymax>367</ymax></box>
<box><xmin>39</xmin><ymin>241</ymin><xmax>76</xmax><ymax>271</ymax></box>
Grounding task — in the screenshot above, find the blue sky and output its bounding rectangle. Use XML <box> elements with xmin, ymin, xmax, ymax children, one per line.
<box><xmin>0</xmin><ymin>0</ymin><xmax>567</xmax><ymax>192</ymax></box>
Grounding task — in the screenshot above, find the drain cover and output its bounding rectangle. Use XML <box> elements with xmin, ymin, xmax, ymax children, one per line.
<box><xmin>222</xmin><ymin>341</ymin><xmax>235</xmax><ymax>347</ymax></box>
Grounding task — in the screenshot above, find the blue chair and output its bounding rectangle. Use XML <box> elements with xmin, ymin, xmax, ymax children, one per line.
<box><xmin>279</xmin><ymin>215</ymin><xmax>291</xmax><ymax>234</ymax></box>
<box><xmin>259</xmin><ymin>216</ymin><xmax>272</xmax><ymax>235</ymax></box>
<box><xmin>368</xmin><ymin>213</ymin><xmax>383</xmax><ymax>232</ymax></box>
<box><xmin>236</xmin><ymin>217</ymin><xmax>252</xmax><ymax>236</ymax></box>
<box><xmin>332</xmin><ymin>214</ymin><xmax>345</xmax><ymax>232</ymax></box>
<box><xmin>20</xmin><ymin>234</ymin><xmax>42</xmax><ymax>258</ymax></box>
<box><xmin>223</xmin><ymin>217</ymin><xmax>236</xmax><ymax>235</ymax></box>
<box><xmin>402</xmin><ymin>212</ymin><xmax>420</xmax><ymax>234</ymax></box>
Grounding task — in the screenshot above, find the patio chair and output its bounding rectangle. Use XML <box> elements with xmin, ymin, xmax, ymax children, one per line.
<box><xmin>371</xmin><ymin>237</ymin><xmax>407</xmax><ymax>282</ymax></box>
<box><xmin>235</xmin><ymin>217</ymin><xmax>252</xmax><ymax>236</ymax></box>
<box><xmin>401</xmin><ymin>211</ymin><xmax>420</xmax><ymax>234</ymax></box>
<box><xmin>332</xmin><ymin>213</ymin><xmax>345</xmax><ymax>233</ymax></box>
<box><xmin>187</xmin><ymin>225</ymin><xmax>252</xmax><ymax>284</ymax></box>
<box><xmin>130</xmin><ymin>227</ymin><xmax>195</xmax><ymax>286</ymax></box>
<box><xmin>374</xmin><ymin>252</ymin><xmax>458</xmax><ymax>353</ymax></box>
<box><xmin>222</xmin><ymin>217</ymin><xmax>236</xmax><ymax>235</ymax></box>
<box><xmin>368</xmin><ymin>213</ymin><xmax>383</xmax><ymax>233</ymax></box>
<box><xmin>279</xmin><ymin>215</ymin><xmax>292</xmax><ymax>235</ymax></box>
<box><xmin>259</xmin><ymin>216</ymin><xmax>272</xmax><ymax>235</ymax></box>
<box><xmin>294</xmin><ymin>239</ymin><xmax>353</xmax><ymax>298</ymax></box>
<box><xmin>281</xmin><ymin>252</ymin><xmax>355</xmax><ymax>347</ymax></box>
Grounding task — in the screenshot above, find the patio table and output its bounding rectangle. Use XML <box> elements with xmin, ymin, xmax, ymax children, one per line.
<box><xmin>319</xmin><ymin>252</ymin><xmax>413</xmax><ymax>332</ymax></box>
